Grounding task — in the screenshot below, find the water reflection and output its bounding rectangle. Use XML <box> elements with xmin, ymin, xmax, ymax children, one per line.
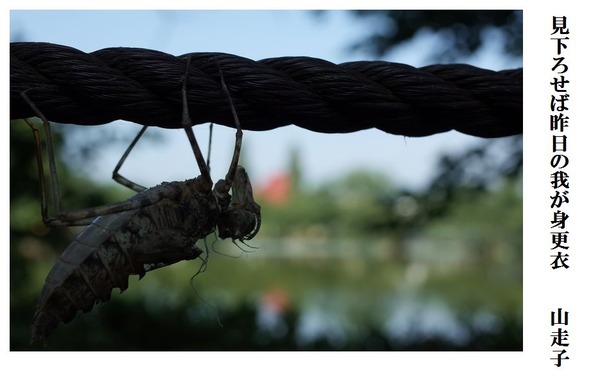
<box><xmin>250</xmin><ymin>289</ymin><xmax>509</xmax><ymax>349</ymax></box>
<box><xmin>296</xmin><ymin>308</ymin><xmax>349</xmax><ymax>349</ymax></box>
<box><xmin>12</xmin><ymin>248</ymin><xmax>521</xmax><ymax>350</ymax></box>
<box><xmin>256</xmin><ymin>287</ymin><xmax>289</xmax><ymax>340</ymax></box>
<box><xmin>229</xmin><ymin>250</ymin><xmax>522</xmax><ymax>350</ymax></box>
<box><xmin>384</xmin><ymin>297</ymin><xmax>471</xmax><ymax>346</ymax></box>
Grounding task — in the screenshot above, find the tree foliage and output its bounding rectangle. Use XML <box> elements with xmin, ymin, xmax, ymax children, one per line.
<box><xmin>347</xmin><ymin>10</ymin><xmax>522</xmax><ymax>61</ymax></box>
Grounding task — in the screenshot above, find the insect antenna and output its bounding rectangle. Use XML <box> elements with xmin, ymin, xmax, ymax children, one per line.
<box><xmin>211</xmin><ymin>239</ymin><xmax>244</xmax><ymax>259</ymax></box>
<box><xmin>213</xmin><ymin>237</ymin><xmax>257</xmax><ymax>258</ymax></box>
<box><xmin>189</xmin><ymin>258</ymin><xmax>208</xmax><ymax>289</ymax></box>
<box><xmin>188</xmin><ymin>280</ymin><xmax>224</xmax><ymax>328</ymax></box>
<box><xmin>189</xmin><ymin>237</ymin><xmax>209</xmax><ymax>290</ymax></box>
<box><xmin>231</xmin><ymin>239</ymin><xmax>258</xmax><ymax>254</ymax></box>
<box><xmin>238</xmin><ymin>240</ymin><xmax>260</xmax><ymax>251</ymax></box>
<box><xmin>188</xmin><ymin>241</ymin><xmax>223</xmax><ymax>328</ymax></box>
<box><xmin>208</xmin><ymin>231</ymin><xmax>226</xmax><ymax>256</ymax></box>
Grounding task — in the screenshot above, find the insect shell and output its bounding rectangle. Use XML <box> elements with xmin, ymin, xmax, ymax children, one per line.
<box><xmin>31</xmin><ymin>176</ymin><xmax>219</xmax><ymax>343</ymax></box>
<box><xmin>31</xmin><ymin>166</ymin><xmax>261</xmax><ymax>344</ymax></box>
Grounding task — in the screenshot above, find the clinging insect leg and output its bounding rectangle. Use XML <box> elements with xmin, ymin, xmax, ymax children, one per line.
<box><xmin>220</xmin><ymin>64</ymin><xmax>243</xmax><ymax>190</ymax></box>
<box><xmin>21</xmin><ymin>92</ymin><xmax>63</xmax><ymax>226</ymax></box>
<box><xmin>212</xmin><ymin>64</ymin><xmax>262</xmax><ymax>242</ymax></box>
<box><xmin>212</xmin><ymin>63</ymin><xmax>244</xmax><ymax>204</ymax></box>
<box><xmin>113</xmin><ymin>56</ymin><xmax>215</xmax><ymax>193</ymax></box>
<box><xmin>21</xmin><ymin>94</ymin><xmax>187</xmax><ymax>227</ymax></box>
<box><xmin>181</xmin><ymin>55</ymin><xmax>211</xmax><ymax>186</ymax></box>
<box><xmin>45</xmin><ymin>179</ymin><xmax>188</xmax><ymax>225</ymax></box>
<box><xmin>21</xmin><ymin>92</ymin><xmax>62</xmax><ymax>225</ymax></box>
<box><xmin>25</xmin><ymin>118</ymin><xmax>49</xmax><ymax>225</ymax></box>
<box><xmin>112</xmin><ymin>125</ymin><xmax>150</xmax><ymax>193</ymax></box>
<box><xmin>207</xmin><ymin>122</ymin><xmax>214</xmax><ymax>173</ymax></box>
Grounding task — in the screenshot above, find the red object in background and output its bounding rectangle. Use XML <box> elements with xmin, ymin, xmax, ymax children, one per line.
<box><xmin>258</xmin><ymin>173</ymin><xmax>291</xmax><ymax>205</ymax></box>
<box><xmin>262</xmin><ymin>286</ymin><xmax>290</xmax><ymax>314</ymax></box>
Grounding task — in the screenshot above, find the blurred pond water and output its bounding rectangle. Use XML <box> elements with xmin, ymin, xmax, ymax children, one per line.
<box><xmin>11</xmin><ymin>231</ymin><xmax>521</xmax><ymax>350</ymax></box>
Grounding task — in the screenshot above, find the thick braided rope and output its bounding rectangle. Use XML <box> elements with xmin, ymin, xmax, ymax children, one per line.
<box><xmin>10</xmin><ymin>42</ymin><xmax>522</xmax><ymax>138</ymax></box>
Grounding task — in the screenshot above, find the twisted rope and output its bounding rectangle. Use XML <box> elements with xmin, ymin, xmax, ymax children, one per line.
<box><xmin>10</xmin><ymin>42</ymin><xmax>522</xmax><ymax>138</ymax></box>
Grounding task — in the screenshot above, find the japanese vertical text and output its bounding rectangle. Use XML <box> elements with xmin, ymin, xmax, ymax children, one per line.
<box><xmin>549</xmin><ymin>15</ymin><xmax>570</xmax><ymax>368</ymax></box>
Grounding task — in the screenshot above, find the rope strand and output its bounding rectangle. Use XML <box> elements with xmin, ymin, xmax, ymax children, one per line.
<box><xmin>10</xmin><ymin>42</ymin><xmax>522</xmax><ymax>138</ymax></box>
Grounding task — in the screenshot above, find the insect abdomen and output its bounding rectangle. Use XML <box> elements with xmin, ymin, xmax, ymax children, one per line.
<box><xmin>31</xmin><ymin>179</ymin><xmax>217</xmax><ymax>343</ymax></box>
<box><xmin>31</xmin><ymin>211</ymin><xmax>139</xmax><ymax>343</ymax></box>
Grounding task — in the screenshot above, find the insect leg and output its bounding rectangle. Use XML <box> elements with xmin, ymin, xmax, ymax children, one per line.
<box><xmin>51</xmin><ymin>180</ymin><xmax>187</xmax><ymax>225</ymax></box>
<box><xmin>212</xmin><ymin>62</ymin><xmax>244</xmax><ymax>204</ymax></box>
<box><xmin>212</xmin><ymin>65</ymin><xmax>261</xmax><ymax>242</ymax></box>
<box><xmin>220</xmin><ymin>64</ymin><xmax>243</xmax><ymax>190</ymax></box>
<box><xmin>20</xmin><ymin>93</ymin><xmax>165</xmax><ymax>227</ymax></box>
<box><xmin>24</xmin><ymin>118</ymin><xmax>50</xmax><ymax>224</ymax></box>
<box><xmin>114</xmin><ymin>57</ymin><xmax>214</xmax><ymax>193</ymax></box>
<box><xmin>114</xmin><ymin>57</ymin><xmax>217</xmax><ymax>192</ymax></box>
<box><xmin>112</xmin><ymin>125</ymin><xmax>149</xmax><ymax>193</ymax></box>
<box><xmin>181</xmin><ymin>55</ymin><xmax>211</xmax><ymax>184</ymax></box>
<box><xmin>21</xmin><ymin>92</ymin><xmax>63</xmax><ymax>226</ymax></box>
<box><xmin>207</xmin><ymin>122</ymin><xmax>214</xmax><ymax>173</ymax></box>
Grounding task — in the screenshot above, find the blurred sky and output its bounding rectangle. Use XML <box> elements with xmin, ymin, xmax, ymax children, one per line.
<box><xmin>10</xmin><ymin>10</ymin><xmax>522</xmax><ymax>191</ymax></box>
